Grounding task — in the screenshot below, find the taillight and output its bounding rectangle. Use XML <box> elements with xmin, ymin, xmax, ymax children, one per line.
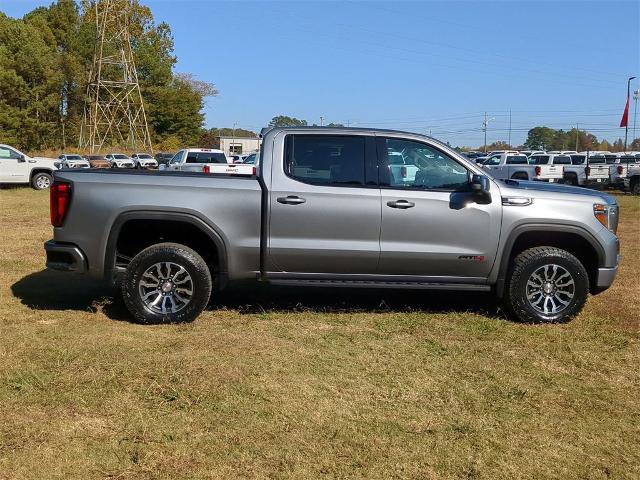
<box><xmin>400</xmin><ymin>166</ymin><xmax>407</xmax><ymax>178</ymax></box>
<box><xmin>535</xmin><ymin>166</ymin><xmax>541</xmax><ymax>176</ymax></box>
<box><xmin>203</xmin><ymin>165</ymin><xmax>210</xmax><ymax>174</ymax></box>
<box><xmin>252</xmin><ymin>166</ymin><xmax>257</xmax><ymax>176</ymax></box>
<box><xmin>617</xmin><ymin>165</ymin><xmax>624</xmax><ymax>174</ymax></box>
<box><xmin>50</xmin><ymin>181</ymin><xmax>71</xmax><ymax>227</ymax></box>
<box><xmin>585</xmin><ymin>166</ymin><xmax>591</xmax><ymax>176</ymax></box>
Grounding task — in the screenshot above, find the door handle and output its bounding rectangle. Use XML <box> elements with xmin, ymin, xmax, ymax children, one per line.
<box><xmin>387</xmin><ymin>199</ymin><xmax>415</xmax><ymax>209</ymax></box>
<box><xmin>277</xmin><ymin>195</ymin><xmax>306</xmax><ymax>205</ymax></box>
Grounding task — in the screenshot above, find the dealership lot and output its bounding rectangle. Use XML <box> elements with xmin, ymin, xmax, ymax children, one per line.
<box><xmin>0</xmin><ymin>187</ymin><xmax>638</xmax><ymax>478</ymax></box>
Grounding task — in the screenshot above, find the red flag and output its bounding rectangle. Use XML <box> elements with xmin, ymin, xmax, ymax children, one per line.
<box><xmin>620</xmin><ymin>95</ymin><xmax>630</xmax><ymax>127</ymax></box>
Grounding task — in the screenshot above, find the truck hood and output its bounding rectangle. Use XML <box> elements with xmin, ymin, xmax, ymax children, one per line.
<box><xmin>498</xmin><ymin>179</ymin><xmax>617</xmax><ymax>204</ymax></box>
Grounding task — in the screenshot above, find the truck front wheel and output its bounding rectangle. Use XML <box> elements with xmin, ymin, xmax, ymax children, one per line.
<box><xmin>31</xmin><ymin>172</ymin><xmax>52</xmax><ymax>190</ymax></box>
<box><xmin>122</xmin><ymin>242</ymin><xmax>212</xmax><ymax>324</ymax></box>
<box><xmin>505</xmin><ymin>247</ymin><xmax>589</xmax><ymax>323</ymax></box>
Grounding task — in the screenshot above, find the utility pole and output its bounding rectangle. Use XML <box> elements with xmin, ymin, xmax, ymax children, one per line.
<box><xmin>624</xmin><ymin>76</ymin><xmax>636</xmax><ymax>151</ymax></box>
<box><xmin>320</xmin><ymin>116</ymin><xmax>324</xmax><ymax>127</ymax></box>
<box><xmin>575</xmin><ymin>123</ymin><xmax>579</xmax><ymax>151</ymax></box>
<box><xmin>231</xmin><ymin>122</ymin><xmax>236</xmax><ymax>155</ymax></box>
<box><xmin>508</xmin><ymin>110</ymin><xmax>512</xmax><ymax>147</ymax></box>
<box><xmin>482</xmin><ymin>112</ymin><xmax>494</xmax><ymax>152</ymax></box>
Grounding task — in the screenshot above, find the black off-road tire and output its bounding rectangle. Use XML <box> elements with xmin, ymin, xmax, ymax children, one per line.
<box><xmin>122</xmin><ymin>242</ymin><xmax>212</xmax><ymax>325</ymax></box>
<box><xmin>631</xmin><ymin>178</ymin><xmax>640</xmax><ymax>195</ymax></box>
<box><xmin>563</xmin><ymin>176</ymin><xmax>578</xmax><ymax>186</ymax></box>
<box><xmin>31</xmin><ymin>172</ymin><xmax>52</xmax><ymax>190</ymax></box>
<box><xmin>504</xmin><ymin>247</ymin><xmax>589</xmax><ymax>323</ymax></box>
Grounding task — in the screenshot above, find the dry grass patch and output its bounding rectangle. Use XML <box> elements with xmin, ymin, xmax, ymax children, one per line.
<box><xmin>0</xmin><ymin>187</ymin><xmax>638</xmax><ymax>479</ymax></box>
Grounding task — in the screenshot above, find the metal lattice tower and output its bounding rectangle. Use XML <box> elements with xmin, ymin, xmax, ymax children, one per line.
<box><xmin>80</xmin><ymin>0</ymin><xmax>152</xmax><ymax>153</ymax></box>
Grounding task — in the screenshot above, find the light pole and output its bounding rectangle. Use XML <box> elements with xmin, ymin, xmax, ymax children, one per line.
<box><xmin>624</xmin><ymin>76</ymin><xmax>636</xmax><ymax>151</ymax></box>
<box><xmin>633</xmin><ymin>89</ymin><xmax>639</xmax><ymax>147</ymax></box>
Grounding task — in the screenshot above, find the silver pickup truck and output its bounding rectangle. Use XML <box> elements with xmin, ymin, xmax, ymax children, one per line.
<box><xmin>45</xmin><ymin>127</ymin><xmax>620</xmax><ymax>325</ymax></box>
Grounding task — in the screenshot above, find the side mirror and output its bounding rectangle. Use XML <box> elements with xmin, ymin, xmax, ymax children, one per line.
<box><xmin>471</xmin><ymin>174</ymin><xmax>490</xmax><ymax>193</ymax></box>
<box><xmin>17</xmin><ymin>155</ymin><xmax>26</xmax><ymax>163</ymax></box>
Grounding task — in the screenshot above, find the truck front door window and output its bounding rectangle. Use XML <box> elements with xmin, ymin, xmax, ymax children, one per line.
<box><xmin>380</xmin><ymin>139</ymin><xmax>469</xmax><ymax>190</ymax></box>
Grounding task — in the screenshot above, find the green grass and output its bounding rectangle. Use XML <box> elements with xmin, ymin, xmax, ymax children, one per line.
<box><xmin>0</xmin><ymin>186</ymin><xmax>638</xmax><ymax>479</ymax></box>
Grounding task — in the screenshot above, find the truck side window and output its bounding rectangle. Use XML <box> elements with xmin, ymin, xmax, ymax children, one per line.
<box><xmin>169</xmin><ymin>151</ymin><xmax>183</xmax><ymax>164</ymax></box>
<box><xmin>380</xmin><ymin>138</ymin><xmax>469</xmax><ymax>191</ymax></box>
<box><xmin>506</xmin><ymin>155</ymin><xmax>528</xmax><ymax>165</ymax></box>
<box><xmin>0</xmin><ymin>147</ymin><xmax>21</xmax><ymax>160</ymax></box>
<box><xmin>284</xmin><ymin>135</ymin><xmax>365</xmax><ymax>186</ymax></box>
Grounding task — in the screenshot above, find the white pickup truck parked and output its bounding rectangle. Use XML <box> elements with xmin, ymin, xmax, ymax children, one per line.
<box><xmin>162</xmin><ymin>148</ymin><xmax>256</xmax><ymax>175</ymax></box>
<box><xmin>622</xmin><ymin>160</ymin><xmax>640</xmax><ymax>194</ymax></box>
<box><xmin>610</xmin><ymin>153</ymin><xmax>640</xmax><ymax>189</ymax></box>
<box><xmin>0</xmin><ymin>144</ymin><xmax>59</xmax><ymax>189</ymax></box>
<box><xmin>562</xmin><ymin>153</ymin><xmax>609</xmax><ymax>186</ymax></box>
<box><xmin>482</xmin><ymin>153</ymin><xmax>564</xmax><ymax>182</ymax></box>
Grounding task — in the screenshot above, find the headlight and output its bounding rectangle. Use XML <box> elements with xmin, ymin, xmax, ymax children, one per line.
<box><xmin>593</xmin><ymin>203</ymin><xmax>619</xmax><ymax>234</ymax></box>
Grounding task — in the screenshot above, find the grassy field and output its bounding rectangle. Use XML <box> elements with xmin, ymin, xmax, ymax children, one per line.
<box><xmin>0</xmin><ymin>187</ymin><xmax>638</xmax><ymax>479</ymax></box>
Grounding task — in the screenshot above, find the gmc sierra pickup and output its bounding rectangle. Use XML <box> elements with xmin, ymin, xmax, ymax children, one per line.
<box><xmin>45</xmin><ymin>127</ymin><xmax>620</xmax><ymax>324</ymax></box>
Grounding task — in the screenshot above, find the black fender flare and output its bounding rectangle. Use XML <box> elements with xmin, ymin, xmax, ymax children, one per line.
<box><xmin>495</xmin><ymin>223</ymin><xmax>605</xmax><ymax>297</ymax></box>
<box><xmin>104</xmin><ymin>210</ymin><xmax>229</xmax><ymax>284</ymax></box>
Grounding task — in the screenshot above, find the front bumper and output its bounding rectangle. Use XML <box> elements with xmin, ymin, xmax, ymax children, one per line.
<box><xmin>44</xmin><ymin>240</ymin><xmax>87</xmax><ymax>273</ymax></box>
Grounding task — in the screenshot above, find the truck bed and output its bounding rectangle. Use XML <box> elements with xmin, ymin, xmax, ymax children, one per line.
<box><xmin>51</xmin><ymin>169</ymin><xmax>263</xmax><ymax>280</ymax></box>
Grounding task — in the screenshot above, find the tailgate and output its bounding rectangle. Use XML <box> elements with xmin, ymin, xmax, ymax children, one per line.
<box><xmin>205</xmin><ymin>164</ymin><xmax>255</xmax><ymax>175</ymax></box>
<box><xmin>537</xmin><ymin>165</ymin><xmax>564</xmax><ymax>180</ymax></box>
<box><xmin>587</xmin><ymin>165</ymin><xmax>609</xmax><ymax>179</ymax></box>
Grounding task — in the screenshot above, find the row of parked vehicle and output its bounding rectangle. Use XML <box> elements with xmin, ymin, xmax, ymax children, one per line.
<box><xmin>0</xmin><ymin>142</ymin><xmax>260</xmax><ymax>190</ymax></box>
<box><xmin>462</xmin><ymin>149</ymin><xmax>640</xmax><ymax>194</ymax></box>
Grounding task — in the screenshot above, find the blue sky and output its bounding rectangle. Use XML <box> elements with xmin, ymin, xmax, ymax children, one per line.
<box><xmin>2</xmin><ymin>0</ymin><xmax>639</xmax><ymax>147</ymax></box>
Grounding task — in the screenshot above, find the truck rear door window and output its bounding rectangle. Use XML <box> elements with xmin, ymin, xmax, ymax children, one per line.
<box><xmin>284</xmin><ymin>135</ymin><xmax>365</xmax><ymax>186</ymax></box>
<box><xmin>570</xmin><ymin>155</ymin><xmax>585</xmax><ymax>164</ymax></box>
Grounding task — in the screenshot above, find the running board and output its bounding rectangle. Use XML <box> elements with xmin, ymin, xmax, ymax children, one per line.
<box><xmin>268</xmin><ymin>279</ymin><xmax>491</xmax><ymax>291</ymax></box>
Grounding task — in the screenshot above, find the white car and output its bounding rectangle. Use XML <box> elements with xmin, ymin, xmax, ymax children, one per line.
<box><xmin>0</xmin><ymin>144</ymin><xmax>58</xmax><ymax>190</ymax></box>
<box><xmin>58</xmin><ymin>154</ymin><xmax>90</xmax><ymax>169</ymax></box>
<box><xmin>162</xmin><ymin>148</ymin><xmax>256</xmax><ymax>175</ymax></box>
<box><xmin>131</xmin><ymin>153</ymin><xmax>158</xmax><ymax>169</ymax></box>
<box><xmin>105</xmin><ymin>153</ymin><xmax>135</xmax><ymax>169</ymax></box>
<box><xmin>609</xmin><ymin>153</ymin><xmax>640</xmax><ymax>188</ymax></box>
<box><xmin>520</xmin><ymin>150</ymin><xmax>546</xmax><ymax>157</ymax></box>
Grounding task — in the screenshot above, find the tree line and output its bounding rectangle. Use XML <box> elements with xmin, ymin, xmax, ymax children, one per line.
<box><xmin>0</xmin><ymin>0</ymin><xmax>216</xmax><ymax>153</ymax></box>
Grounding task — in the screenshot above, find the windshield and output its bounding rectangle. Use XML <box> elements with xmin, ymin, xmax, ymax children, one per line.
<box><xmin>137</xmin><ymin>154</ymin><xmax>153</xmax><ymax>159</ymax></box>
<box><xmin>570</xmin><ymin>155</ymin><xmax>585</xmax><ymax>165</ymax></box>
<box><xmin>67</xmin><ymin>155</ymin><xmax>83</xmax><ymax>160</ymax></box>
<box><xmin>113</xmin><ymin>154</ymin><xmax>129</xmax><ymax>159</ymax></box>
<box><xmin>552</xmin><ymin>156</ymin><xmax>571</xmax><ymax>165</ymax></box>
<box><xmin>588</xmin><ymin>157</ymin><xmax>606</xmax><ymax>164</ymax></box>
<box><xmin>185</xmin><ymin>152</ymin><xmax>228</xmax><ymax>164</ymax></box>
<box><xmin>529</xmin><ymin>156</ymin><xmax>550</xmax><ymax>165</ymax></box>
<box><xmin>243</xmin><ymin>153</ymin><xmax>257</xmax><ymax>164</ymax></box>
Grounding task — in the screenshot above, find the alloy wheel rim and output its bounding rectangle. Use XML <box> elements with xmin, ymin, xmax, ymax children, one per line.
<box><xmin>139</xmin><ymin>262</ymin><xmax>194</xmax><ymax>314</ymax></box>
<box><xmin>37</xmin><ymin>176</ymin><xmax>50</xmax><ymax>189</ymax></box>
<box><xmin>526</xmin><ymin>264</ymin><xmax>575</xmax><ymax>316</ymax></box>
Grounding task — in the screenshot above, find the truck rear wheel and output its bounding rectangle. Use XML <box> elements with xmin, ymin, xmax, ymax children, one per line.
<box><xmin>505</xmin><ymin>247</ymin><xmax>589</xmax><ymax>323</ymax></box>
<box><xmin>31</xmin><ymin>172</ymin><xmax>52</xmax><ymax>190</ymax></box>
<box><xmin>631</xmin><ymin>178</ymin><xmax>640</xmax><ymax>195</ymax></box>
<box><xmin>122</xmin><ymin>242</ymin><xmax>212</xmax><ymax>324</ymax></box>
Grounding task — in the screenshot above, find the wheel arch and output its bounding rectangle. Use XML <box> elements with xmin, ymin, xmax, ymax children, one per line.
<box><xmin>510</xmin><ymin>171</ymin><xmax>529</xmax><ymax>180</ymax></box>
<box><xmin>495</xmin><ymin>224</ymin><xmax>604</xmax><ymax>297</ymax></box>
<box><xmin>104</xmin><ymin>211</ymin><xmax>229</xmax><ymax>287</ymax></box>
